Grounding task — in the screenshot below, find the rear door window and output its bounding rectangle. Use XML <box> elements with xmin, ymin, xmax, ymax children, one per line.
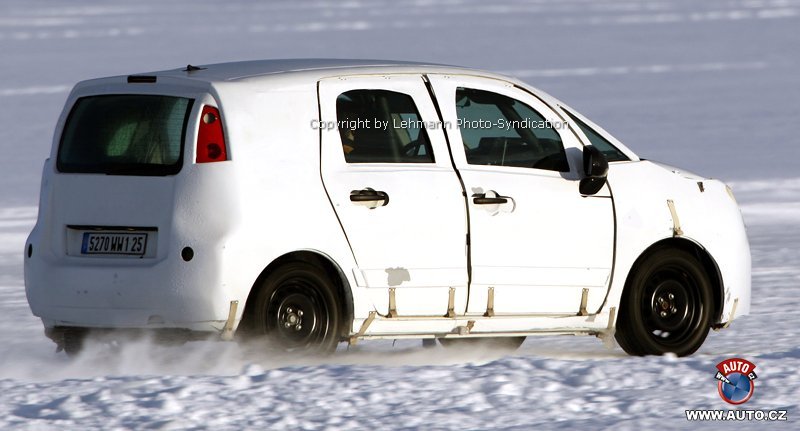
<box><xmin>336</xmin><ymin>90</ymin><xmax>434</xmax><ymax>163</ymax></box>
<box><xmin>58</xmin><ymin>95</ymin><xmax>194</xmax><ymax>175</ymax></box>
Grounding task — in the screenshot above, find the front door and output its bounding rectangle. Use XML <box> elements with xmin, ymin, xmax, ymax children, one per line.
<box><xmin>318</xmin><ymin>75</ymin><xmax>468</xmax><ymax>316</ymax></box>
<box><xmin>428</xmin><ymin>74</ymin><xmax>615</xmax><ymax>315</ymax></box>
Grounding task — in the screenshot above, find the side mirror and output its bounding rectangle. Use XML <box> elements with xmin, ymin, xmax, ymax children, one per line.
<box><xmin>579</xmin><ymin>145</ymin><xmax>609</xmax><ymax>196</ymax></box>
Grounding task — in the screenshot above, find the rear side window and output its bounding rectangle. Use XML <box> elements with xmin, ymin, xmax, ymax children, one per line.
<box><xmin>58</xmin><ymin>95</ymin><xmax>194</xmax><ymax>175</ymax></box>
<box><xmin>336</xmin><ymin>90</ymin><xmax>434</xmax><ymax>163</ymax></box>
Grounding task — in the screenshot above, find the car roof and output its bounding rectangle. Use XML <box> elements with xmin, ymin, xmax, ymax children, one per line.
<box><xmin>69</xmin><ymin>58</ymin><xmax>641</xmax><ymax>162</ymax></box>
<box><xmin>145</xmin><ymin>58</ymin><xmax>505</xmax><ymax>83</ymax></box>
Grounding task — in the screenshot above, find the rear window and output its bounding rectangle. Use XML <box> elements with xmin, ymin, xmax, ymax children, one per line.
<box><xmin>57</xmin><ymin>95</ymin><xmax>194</xmax><ymax>175</ymax></box>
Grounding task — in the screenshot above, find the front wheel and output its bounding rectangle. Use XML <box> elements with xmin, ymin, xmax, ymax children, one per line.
<box><xmin>615</xmin><ymin>248</ymin><xmax>713</xmax><ymax>357</ymax></box>
<box><xmin>247</xmin><ymin>263</ymin><xmax>342</xmax><ymax>354</ymax></box>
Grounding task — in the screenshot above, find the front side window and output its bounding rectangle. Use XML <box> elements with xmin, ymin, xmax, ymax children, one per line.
<box><xmin>336</xmin><ymin>90</ymin><xmax>434</xmax><ymax>163</ymax></box>
<box><xmin>455</xmin><ymin>88</ymin><xmax>569</xmax><ymax>172</ymax></box>
<box><xmin>58</xmin><ymin>95</ymin><xmax>194</xmax><ymax>175</ymax></box>
<box><xmin>563</xmin><ymin>110</ymin><xmax>629</xmax><ymax>162</ymax></box>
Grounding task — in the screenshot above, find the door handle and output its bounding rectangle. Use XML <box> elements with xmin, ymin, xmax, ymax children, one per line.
<box><xmin>472</xmin><ymin>193</ymin><xmax>508</xmax><ymax>205</ymax></box>
<box><xmin>350</xmin><ymin>189</ymin><xmax>390</xmax><ymax>206</ymax></box>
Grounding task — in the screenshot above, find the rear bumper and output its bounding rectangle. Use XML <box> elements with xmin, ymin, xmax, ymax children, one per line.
<box><xmin>25</xmin><ymin>234</ymin><xmax>235</xmax><ymax>332</ymax></box>
<box><xmin>45</xmin><ymin>326</ymin><xmax>217</xmax><ymax>346</ymax></box>
<box><xmin>34</xmin><ymin>306</ymin><xmax>228</xmax><ymax>332</ymax></box>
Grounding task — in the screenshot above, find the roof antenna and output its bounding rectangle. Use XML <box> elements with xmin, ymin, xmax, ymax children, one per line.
<box><xmin>183</xmin><ymin>64</ymin><xmax>206</xmax><ymax>72</ymax></box>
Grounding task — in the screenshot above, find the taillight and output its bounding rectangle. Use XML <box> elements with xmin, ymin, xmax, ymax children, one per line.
<box><xmin>196</xmin><ymin>105</ymin><xmax>227</xmax><ymax>163</ymax></box>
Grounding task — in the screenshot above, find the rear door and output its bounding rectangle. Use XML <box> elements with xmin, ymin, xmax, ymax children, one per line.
<box><xmin>428</xmin><ymin>74</ymin><xmax>615</xmax><ymax>315</ymax></box>
<box><xmin>318</xmin><ymin>75</ymin><xmax>468</xmax><ymax>316</ymax></box>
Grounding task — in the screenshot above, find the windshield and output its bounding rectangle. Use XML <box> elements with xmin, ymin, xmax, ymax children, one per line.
<box><xmin>57</xmin><ymin>95</ymin><xmax>194</xmax><ymax>175</ymax></box>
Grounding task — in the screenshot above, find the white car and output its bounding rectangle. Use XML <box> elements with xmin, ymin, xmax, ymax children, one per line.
<box><xmin>24</xmin><ymin>59</ymin><xmax>750</xmax><ymax>356</ymax></box>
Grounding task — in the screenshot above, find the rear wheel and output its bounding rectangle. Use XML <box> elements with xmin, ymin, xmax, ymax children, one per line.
<box><xmin>248</xmin><ymin>263</ymin><xmax>342</xmax><ymax>354</ymax></box>
<box><xmin>61</xmin><ymin>328</ymin><xmax>89</xmax><ymax>357</ymax></box>
<box><xmin>615</xmin><ymin>248</ymin><xmax>713</xmax><ymax>357</ymax></box>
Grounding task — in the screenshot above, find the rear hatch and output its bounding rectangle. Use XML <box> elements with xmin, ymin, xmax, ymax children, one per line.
<box><xmin>50</xmin><ymin>91</ymin><xmax>197</xmax><ymax>262</ymax></box>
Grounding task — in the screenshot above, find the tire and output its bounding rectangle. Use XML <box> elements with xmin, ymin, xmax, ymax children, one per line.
<box><xmin>62</xmin><ymin>328</ymin><xmax>89</xmax><ymax>357</ymax></box>
<box><xmin>438</xmin><ymin>336</ymin><xmax>526</xmax><ymax>352</ymax></box>
<box><xmin>247</xmin><ymin>262</ymin><xmax>342</xmax><ymax>354</ymax></box>
<box><xmin>615</xmin><ymin>248</ymin><xmax>713</xmax><ymax>357</ymax></box>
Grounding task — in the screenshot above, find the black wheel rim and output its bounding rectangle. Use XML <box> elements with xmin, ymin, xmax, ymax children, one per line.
<box><xmin>265</xmin><ymin>277</ymin><xmax>331</xmax><ymax>351</ymax></box>
<box><xmin>641</xmin><ymin>264</ymin><xmax>704</xmax><ymax>347</ymax></box>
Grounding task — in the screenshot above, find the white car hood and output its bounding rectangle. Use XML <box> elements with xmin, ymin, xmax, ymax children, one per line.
<box><xmin>650</xmin><ymin>161</ymin><xmax>707</xmax><ymax>181</ymax></box>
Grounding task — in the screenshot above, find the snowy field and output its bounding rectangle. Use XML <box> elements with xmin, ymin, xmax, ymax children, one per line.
<box><xmin>1</xmin><ymin>0</ymin><xmax>798</xmax><ymax>429</ymax></box>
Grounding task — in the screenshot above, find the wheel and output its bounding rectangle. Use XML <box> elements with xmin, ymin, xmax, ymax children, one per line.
<box><xmin>615</xmin><ymin>248</ymin><xmax>713</xmax><ymax>357</ymax></box>
<box><xmin>248</xmin><ymin>263</ymin><xmax>342</xmax><ymax>354</ymax></box>
<box><xmin>422</xmin><ymin>338</ymin><xmax>437</xmax><ymax>349</ymax></box>
<box><xmin>438</xmin><ymin>336</ymin><xmax>526</xmax><ymax>352</ymax></box>
<box><xmin>62</xmin><ymin>328</ymin><xmax>89</xmax><ymax>357</ymax></box>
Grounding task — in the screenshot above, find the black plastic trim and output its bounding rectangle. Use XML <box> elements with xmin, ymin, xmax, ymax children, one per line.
<box><xmin>473</xmin><ymin>196</ymin><xmax>508</xmax><ymax>205</ymax></box>
<box><xmin>349</xmin><ymin>189</ymin><xmax>389</xmax><ymax>206</ymax></box>
<box><xmin>127</xmin><ymin>75</ymin><xmax>157</xmax><ymax>83</ymax></box>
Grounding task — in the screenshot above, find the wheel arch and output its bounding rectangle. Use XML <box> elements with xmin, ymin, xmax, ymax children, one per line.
<box><xmin>240</xmin><ymin>250</ymin><xmax>354</xmax><ymax>339</ymax></box>
<box><xmin>621</xmin><ymin>237</ymin><xmax>724</xmax><ymax>325</ymax></box>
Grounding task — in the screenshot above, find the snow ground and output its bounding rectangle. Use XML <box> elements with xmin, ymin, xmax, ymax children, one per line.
<box><xmin>0</xmin><ymin>0</ymin><xmax>798</xmax><ymax>429</ymax></box>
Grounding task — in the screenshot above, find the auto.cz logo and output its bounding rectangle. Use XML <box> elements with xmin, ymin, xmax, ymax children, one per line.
<box><xmin>715</xmin><ymin>357</ymin><xmax>757</xmax><ymax>405</ymax></box>
<box><xmin>684</xmin><ymin>358</ymin><xmax>789</xmax><ymax>422</ymax></box>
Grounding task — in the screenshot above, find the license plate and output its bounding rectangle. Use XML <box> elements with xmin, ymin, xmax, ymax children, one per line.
<box><xmin>81</xmin><ymin>232</ymin><xmax>148</xmax><ymax>256</ymax></box>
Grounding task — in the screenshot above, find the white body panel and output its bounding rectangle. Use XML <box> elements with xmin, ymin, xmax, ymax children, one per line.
<box><xmin>26</xmin><ymin>76</ymin><xmax>367</xmax><ymax>332</ymax></box>
<box><xmin>24</xmin><ymin>59</ymin><xmax>750</xmax><ymax>348</ymax></box>
<box><xmin>601</xmin><ymin>161</ymin><xmax>751</xmax><ymax>321</ymax></box>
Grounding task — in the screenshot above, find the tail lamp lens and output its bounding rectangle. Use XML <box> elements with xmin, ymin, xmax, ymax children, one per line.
<box><xmin>196</xmin><ymin>106</ymin><xmax>227</xmax><ymax>163</ymax></box>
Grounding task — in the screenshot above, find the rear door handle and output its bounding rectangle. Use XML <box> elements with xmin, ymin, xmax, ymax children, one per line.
<box><xmin>350</xmin><ymin>189</ymin><xmax>389</xmax><ymax>207</ymax></box>
<box><xmin>472</xmin><ymin>193</ymin><xmax>508</xmax><ymax>205</ymax></box>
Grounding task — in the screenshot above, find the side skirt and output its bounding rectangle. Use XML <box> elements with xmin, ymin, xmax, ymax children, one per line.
<box><xmin>347</xmin><ymin>308</ymin><xmax>616</xmax><ymax>345</ymax></box>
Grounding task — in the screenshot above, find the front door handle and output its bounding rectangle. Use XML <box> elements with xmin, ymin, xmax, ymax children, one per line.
<box><xmin>350</xmin><ymin>188</ymin><xmax>390</xmax><ymax>207</ymax></box>
<box><xmin>472</xmin><ymin>193</ymin><xmax>508</xmax><ymax>205</ymax></box>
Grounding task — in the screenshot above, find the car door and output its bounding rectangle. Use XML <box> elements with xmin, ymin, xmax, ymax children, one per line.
<box><xmin>427</xmin><ymin>74</ymin><xmax>614</xmax><ymax>315</ymax></box>
<box><xmin>318</xmin><ymin>75</ymin><xmax>468</xmax><ymax>316</ymax></box>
